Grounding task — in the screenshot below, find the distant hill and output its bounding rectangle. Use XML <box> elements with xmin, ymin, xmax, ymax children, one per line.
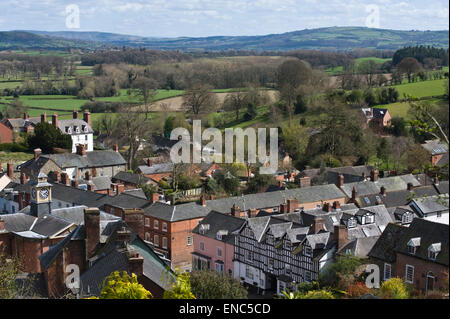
<box><xmin>4</xmin><ymin>27</ymin><xmax>450</xmax><ymax>52</ymax></box>
<box><xmin>0</xmin><ymin>31</ymin><xmax>104</xmax><ymax>51</ymax></box>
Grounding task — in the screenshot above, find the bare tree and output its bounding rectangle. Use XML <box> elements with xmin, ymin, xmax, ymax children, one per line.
<box><xmin>182</xmin><ymin>84</ymin><xmax>218</xmax><ymax>115</ymax></box>
<box><xmin>132</xmin><ymin>76</ymin><xmax>158</xmax><ymax>119</ymax></box>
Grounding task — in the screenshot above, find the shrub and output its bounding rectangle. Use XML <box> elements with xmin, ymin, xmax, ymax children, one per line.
<box><xmin>379</xmin><ymin>278</ymin><xmax>410</xmax><ymax>299</ymax></box>
<box><xmin>98</xmin><ymin>271</ymin><xmax>152</xmax><ymax>299</ymax></box>
<box><xmin>346</xmin><ymin>282</ymin><xmax>372</xmax><ymax>298</ymax></box>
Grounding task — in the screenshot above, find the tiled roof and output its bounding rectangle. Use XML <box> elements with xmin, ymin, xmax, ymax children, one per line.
<box><xmin>421</xmin><ymin>140</ymin><xmax>448</xmax><ymax>155</ymax></box>
<box><xmin>192</xmin><ymin>211</ymin><xmax>245</xmax><ymax>245</ymax></box>
<box><xmin>368</xmin><ymin>223</ymin><xmax>407</xmax><ymax>263</ymax></box>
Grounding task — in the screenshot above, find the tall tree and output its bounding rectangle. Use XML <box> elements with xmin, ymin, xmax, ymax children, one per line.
<box><xmin>182</xmin><ymin>84</ymin><xmax>218</xmax><ymax>115</ymax></box>
<box><xmin>397</xmin><ymin>57</ymin><xmax>422</xmax><ymax>83</ymax></box>
<box><xmin>131</xmin><ymin>76</ymin><xmax>157</xmax><ymax>120</ymax></box>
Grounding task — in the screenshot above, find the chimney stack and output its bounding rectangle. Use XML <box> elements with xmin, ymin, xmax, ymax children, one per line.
<box><xmin>116</xmin><ymin>184</ymin><xmax>125</xmax><ymax>195</ymax></box>
<box><xmin>52</xmin><ymin>113</ymin><xmax>58</xmax><ymax>128</ymax></box>
<box><xmin>73</xmin><ymin>110</ymin><xmax>78</xmax><ymax>119</ymax></box>
<box><xmin>248</xmin><ymin>208</ymin><xmax>258</xmax><ymax>218</ymax></box>
<box><xmin>20</xmin><ymin>173</ymin><xmax>26</xmax><ymax>185</ymax></box>
<box><xmin>61</xmin><ymin>172</ymin><xmax>70</xmax><ymax>186</ymax></box>
<box><xmin>113</xmin><ymin>144</ymin><xmax>119</xmax><ymax>152</ymax></box>
<box><xmin>76</xmin><ymin>144</ymin><xmax>86</xmax><ymax>156</ymax></box>
<box><xmin>407</xmin><ymin>183</ymin><xmax>414</xmax><ymax>191</ymax></box>
<box><xmin>380</xmin><ymin>186</ymin><xmax>386</xmax><ymax>196</ymax></box>
<box><xmin>127</xmin><ymin>251</ymin><xmax>144</xmax><ymax>277</ymax></box>
<box><xmin>336</xmin><ymin>173</ymin><xmax>345</xmax><ymax>188</ymax></box>
<box><xmin>200</xmin><ymin>195</ymin><xmax>206</xmax><ymax>207</ymax></box>
<box><xmin>7</xmin><ymin>161</ymin><xmax>14</xmax><ymax>180</ymax></box>
<box><xmin>41</xmin><ymin>113</ymin><xmax>47</xmax><ymax>124</ymax></box>
<box><xmin>323</xmin><ymin>202</ymin><xmax>332</xmax><ymax>212</ymax></box>
<box><xmin>370</xmin><ymin>169</ymin><xmax>379</xmax><ymax>182</ymax></box>
<box><xmin>123</xmin><ymin>209</ymin><xmax>144</xmax><ymax>239</ymax></box>
<box><xmin>287</xmin><ymin>199</ymin><xmax>299</xmax><ymax>213</ymax></box>
<box><xmin>147</xmin><ymin>158</ymin><xmax>153</xmax><ymax>167</ymax></box>
<box><xmin>85</xmin><ymin>171</ymin><xmax>91</xmax><ymax>181</ymax></box>
<box><xmin>71</xmin><ymin>180</ymin><xmax>79</xmax><ymax>189</ymax></box>
<box><xmin>23</xmin><ymin>112</ymin><xmax>29</xmax><ymax>120</ymax></box>
<box><xmin>83</xmin><ymin>111</ymin><xmax>91</xmax><ymax>126</ymax></box>
<box><xmin>150</xmin><ymin>193</ymin><xmax>159</xmax><ymax>203</ymax></box>
<box><xmin>116</xmin><ymin>226</ymin><xmax>132</xmax><ymax>245</ymax></box>
<box><xmin>312</xmin><ymin>217</ymin><xmax>325</xmax><ymax>233</ymax></box>
<box><xmin>298</xmin><ymin>176</ymin><xmax>311</xmax><ymax>188</ymax></box>
<box><xmin>87</xmin><ymin>184</ymin><xmax>95</xmax><ymax>192</ymax></box>
<box><xmin>351</xmin><ymin>186</ymin><xmax>358</xmax><ymax>201</ymax></box>
<box><xmin>231</xmin><ymin>204</ymin><xmax>245</xmax><ymax>218</ymax></box>
<box><xmin>333</xmin><ymin>201</ymin><xmax>341</xmax><ymax>210</ymax></box>
<box><xmin>334</xmin><ymin>225</ymin><xmax>349</xmax><ymax>249</ymax></box>
<box><xmin>84</xmin><ymin>208</ymin><xmax>100</xmax><ymax>259</ymax></box>
<box><xmin>34</xmin><ymin>148</ymin><xmax>42</xmax><ymax>160</ymax></box>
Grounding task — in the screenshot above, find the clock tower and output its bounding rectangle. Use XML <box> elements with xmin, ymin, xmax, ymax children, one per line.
<box><xmin>29</xmin><ymin>172</ymin><xmax>53</xmax><ymax>217</ymax></box>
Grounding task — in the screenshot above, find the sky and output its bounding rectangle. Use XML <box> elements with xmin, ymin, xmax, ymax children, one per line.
<box><xmin>0</xmin><ymin>0</ymin><xmax>448</xmax><ymax>37</ymax></box>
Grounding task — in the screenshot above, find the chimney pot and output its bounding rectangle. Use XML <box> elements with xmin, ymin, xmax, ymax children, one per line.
<box><xmin>52</xmin><ymin>113</ymin><xmax>58</xmax><ymax>128</ymax></box>
<box><xmin>312</xmin><ymin>217</ymin><xmax>325</xmax><ymax>233</ymax></box>
<box><xmin>380</xmin><ymin>186</ymin><xmax>386</xmax><ymax>196</ymax></box>
<box><xmin>113</xmin><ymin>144</ymin><xmax>119</xmax><ymax>152</ymax></box>
<box><xmin>41</xmin><ymin>113</ymin><xmax>47</xmax><ymax>124</ymax></box>
<box><xmin>73</xmin><ymin>110</ymin><xmax>78</xmax><ymax>119</ymax></box>
<box><xmin>20</xmin><ymin>173</ymin><xmax>26</xmax><ymax>185</ymax></box>
<box><xmin>34</xmin><ymin>148</ymin><xmax>42</xmax><ymax>160</ymax></box>
<box><xmin>83</xmin><ymin>111</ymin><xmax>91</xmax><ymax>126</ymax></box>
<box><xmin>334</xmin><ymin>225</ymin><xmax>349</xmax><ymax>250</ymax></box>
<box><xmin>336</xmin><ymin>173</ymin><xmax>345</xmax><ymax>188</ymax></box>
<box><xmin>6</xmin><ymin>161</ymin><xmax>14</xmax><ymax>180</ymax></box>
<box><xmin>84</xmin><ymin>208</ymin><xmax>100</xmax><ymax>259</ymax></box>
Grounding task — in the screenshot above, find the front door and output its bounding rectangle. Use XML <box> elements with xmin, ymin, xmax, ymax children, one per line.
<box><xmin>426</xmin><ymin>273</ymin><xmax>435</xmax><ymax>294</ymax></box>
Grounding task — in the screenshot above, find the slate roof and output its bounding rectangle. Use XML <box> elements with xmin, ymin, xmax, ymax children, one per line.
<box><xmin>0</xmin><ymin>213</ymin><xmax>37</xmax><ymax>233</ymax></box>
<box><xmin>409</xmin><ymin>195</ymin><xmax>449</xmax><ymax>217</ymax></box>
<box><xmin>421</xmin><ymin>140</ymin><xmax>448</xmax><ymax>156</ymax></box>
<box><xmin>341</xmin><ymin>174</ymin><xmax>422</xmax><ymax>198</ymax></box>
<box><xmin>192</xmin><ymin>211</ymin><xmax>245</xmax><ymax>245</ymax></box>
<box><xmin>2</xmin><ymin>117</ymin><xmax>40</xmax><ymax>129</ymax></box>
<box><xmin>91</xmin><ymin>176</ymin><xmax>112</xmax><ymax>190</ymax></box>
<box><xmin>113</xmin><ymin>171</ymin><xmax>151</xmax><ymax>186</ymax></box>
<box><xmin>138</xmin><ymin>163</ymin><xmax>174</xmax><ymax>175</ymax></box>
<box><xmin>358</xmin><ymin>185</ymin><xmax>439</xmax><ymax>208</ymax></box>
<box><xmin>122</xmin><ymin>189</ymin><xmax>147</xmax><ymax>199</ymax></box>
<box><xmin>339</xmin><ymin>236</ymin><xmax>380</xmax><ymax>258</ymax></box>
<box><xmin>204</xmin><ymin>184</ymin><xmax>345</xmax><ymax>214</ymax></box>
<box><xmin>58</xmin><ymin>119</ymin><xmax>94</xmax><ymax>135</ymax></box>
<box><xmin>373</xmin><ymin>108</ymin><xmax>389</xmax><ymax>119</ymax></box>
<box><xmin>434</xmin><ymin>181</ymin><xmax>449</xmax><ymax>195</ymax></box>
<box><xmin>368</xmin><ymin>223</ymin><xmax>407</xmax><ymax>263</ymax></box>
<box><xmin>395</xmin><ymin>218</ymin><xmax>449</xmax><ymax>267</ymax></box>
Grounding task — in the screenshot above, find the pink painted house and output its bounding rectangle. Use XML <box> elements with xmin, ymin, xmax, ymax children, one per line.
<box><xmin>192</xmin><ymin>211</ymin><xmax>245</xmax><ymax>277</ymax></box>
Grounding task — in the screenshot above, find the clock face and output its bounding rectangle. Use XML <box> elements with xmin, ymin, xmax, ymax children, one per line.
<box><xmin>31</xmin><ymin>188</ymin><xmax>37</xmax><ymax>199</ymax></box>
<box><xmin>39</xmin><ymin>188</ymin><xmax>49</xmax><ymax>200</ymax></box>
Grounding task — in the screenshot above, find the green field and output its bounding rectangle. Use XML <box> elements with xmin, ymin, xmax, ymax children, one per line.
<box><xmin>354</xmin><ymin>57</ymin><xmax>391</xmax><ymax>67</ymax></box>
<box><xmin>390</xmin><ymin>78</ymin><xmax>447</xmax><ymax>99</ymax></box>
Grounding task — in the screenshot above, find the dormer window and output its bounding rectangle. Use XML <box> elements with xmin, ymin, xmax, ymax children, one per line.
<box><xmin>402</xmin><ymin>212</ymin><xmax>413</xmax><ymax>224</ymax></box>
<box><xmin>347</xmin><ymin>218</ymin><xmax>357</xmax><ymax>228</ymax></box>
<box><xmin>216</xmin><ymin>233</ymin><xmax>222</xmax><ymax>241</ymax></box>
<box><xmin>358</xmin><ymin>212</ymin><xmax>375</xmax><ymax>225</ymax></box>
<box><xmin>304</xmin><ymin>246</ymin><xmax>312</xmax><ymax>257</ymax></box>
<box><xmin>407</xmin><ymin>237</ymin><xmax>421</xmax><ymax>255</ymax></box>
<box><xmin>428</xmin><ymin>243</ymin><xmax>441</xmax><ymax>260</ymax></box>
<box><xmin>82</xmin><ymin>125</ymin><xmax>88</xmax><ymax>132</ymax></box>
<box><xmin>66</xmin><ymin>126</ymin><xmax>71</xmax><ymax>133</ymax></box>
<box><xmin>74</xmin><ymin>126</ymin><xmax>80</xmax><ymax>133</ymax></box>
<box><xmin>199</xmin><ymin>224</ymin><xmax>210</xmax><ymax>235</ymax></box>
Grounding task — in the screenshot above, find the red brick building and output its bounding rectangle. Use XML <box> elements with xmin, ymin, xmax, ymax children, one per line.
<box><xmin>0</xmin><ymin>121</ymin><xmax>13</xmax><ymax>144</ymax></box>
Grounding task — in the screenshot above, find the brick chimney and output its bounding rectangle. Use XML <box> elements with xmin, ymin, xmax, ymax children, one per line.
<box><xmin>336</xmin><ymin>173</ymin><xmax>344</xmax><ymax>188</ymax></box>
<box><xmin>150</xmin><ymin>193</ymin><xmax>159</xmax><ymax>203</ymax></box>
<box><xmin>18</xmin><ymin>192</ymin><xmax>24</xmax><ymax>211</ymax></box>
<box><xmin>87</xmin><ymin>184</ymin><xmax>95</xmax><ymax>192</ymax></box>
<box><xmin>25</xmin><ymin>192</ymin><xmax>30</xmax><ymax>206</ymax></box>
<box><xmin>73</xmin><ymin>110</ymin><xmax>78</xmax><ymax>119</ymax></box>
<box><xmin>61</xmin><ymin>172</ymin><xmax>70</xmax><ymax>186</ymax></box>
<box><xmin>20</xmin><ymin>173</ymin><xmax>26</xmax><ymax>185</ymax></box>
<box><xmin>108</xmin><ymin>188</ymin><xmax>115</xmax><ymax>196</ymax></box>
<box><xmin>76</xmin><ymin>144</ymin><xmax>86</xmax><ymax>156</ymax></box>
<box><xmin>323</xmin><ymin>202</ymin><xmax>332</xmax><ymax>212</ymax></box>
<box><xmin>34</xmin><ymin>148</ymin><xmax>42</xmax><ymax>160</ymax></box>
<box><xmin>312</xmin><ymin>217</ymin><xmax>325</xmax><ymax>233</ymax></box>
<box><xmin>278</xmin><ymin>180</ymin><xmax>283</xmax><ymax>188</ymax></box>
<box><xmin>351</xmin><ymin>186</ymin><xmax>358</xmax><ymax>201</ymax></box>
<box><xmin>117</xmin><ymin>184</ymin><xmax>125</xmax><ymax>195</ymax></box>
<box><xmin>370</xmin><ymin>169</ymin><xmax>379</xmax><ymax>182</ymax></box>
<box><xmin>380</xmin><ymin>186</ymin><xmax>386</xmax><ymax>196</ymax></box>
<box><xmin>287</xmin><ymin>199</ymin><xmax>299</xmax><ymax>213</ymax></box>
<box><xmin>84</xmin><ymin>208</ymin><xmax>100</xmax><ymax>259</ymax></box>
<box><xmin>147</xmin><ymin>158</ymin><xmax>153</xmax><ymax>167</ymax></box>
<box><xmin>231</xmin><ymin>204</ymin><xmax>245</xmax><ymax>218</ymax></box>
<box><xmin>23</xmin><ymin>112</ymin><xmax>29</xmax><ymax>120</ymax></box>
<box><xmin>333</xmin><ymin>201</ymin><xmax>341</xmax><ymax>210</ymax></box>
<box><xmin>113</xmin><ymin>144</ymin><xmax>119</xmax><ymax>152</ymax></box>
<box><xmin>248</xmin><ymin>208</ymin><xmax>258</xmax><ymax>218</ymax></box>
<box><xmin>298</xmin><ymin>176</ymin><xmax>310</xmax><ymax>188</ymax></box>
<box><xmin>85</xmin><ymin>171</ymin><xmax>91</xmax><ymax>181</ymax></box>
<box><xmin>123</xmin><ymin>208</ymin><xmax>144</xmax><ymax>239</ymax></box>
<box><xmin>7</xmin><ymin>160</ymin><xmax>14</xmax><ymax>179</ymax></box>
<box><xmin>83</xmin><ymin>111</ymin><xmax>91</xmax><ymax>126</ymax></box>
<box><xmin>116</xmin><ymin>226</ymin><xmax>132</xmax><ymax>245</ymax></box>
<box><xmin>71</xmin><ymin>179</ymin><xmax>79</xmax><ymax>189</ymax></box>
<box><xmin>407</xmin><ymin>183</ymin><xmax>414</xmax><ymax>191</ymax></box>
<box><xmin>334</xmin><ymin>225</ymin><xmax>349</xmax><ymax>249</ymax></box>
<box><xmin>52</xmin><ymin>113</ymin><xmax>58</xmax><ymax>128</ymax></box>
<box><xmin>92</xmin><ymin>168</ymin><xmax>97</xmax><ymax>177</ymax></box>
<box><xmin>41</xmin><ymin>113</ymin><xmax>47</xmax><ymax>124</ymax></box>
<box><xmin>127</xmin><ymin>251</ymin><xmax>144</xmax><ymax>277</ymax></box>
<box><xmin>200</xmin><ymin>195</ymin><xmax>206</xmax><ymax>207</ymax></box>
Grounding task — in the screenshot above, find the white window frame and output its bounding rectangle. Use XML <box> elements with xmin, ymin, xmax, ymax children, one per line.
<box><xmin>187</xmin><ymin>235</ymin><xmax>193</xmax><ymax>246</ymax></box>
<box><xmin>145</xmin><ymin>218</ymin><xmax>150</xmax><ymax>227</ymax></box>
<box><xmin>215</xmin><ymin>262</ymin><xmax>224</xmax><ymax>273</ymax></box>
<box><xmin>162</xmin><ymin>222</ymin><xmax>167</xmax><ymax>232</ymax></box>
<box><xmin>162</xmin><ymin>237</ymin><xmax>168</xmax><ymax>249</ymax></box>
<box><xmin>407</xmin><ymin>245</ymin><xmax>416</xmax><ymax>255</ymax></box>
<box><xmin>154</xmin><ymin>219</ymin><xmax>159</xmax><ymax>230</ymax></box>
<box><xmin>405</xmin><ymin>264</ymin><xmax>414</xmax><ymax>284</ymax></box>
<box><xmin>217</xmin><ymin>247</ymin><xmax>222</xmax><ymax>258</ymax></box>
<box><xmin>154</xmin><ymin>235</ymin><xmax>159</xmax><ymax>247</ymax></box>
<box><xmin>145</xmin><ymin>232</ymin><xmax>151</xmax><ymax>242</ymax></box>
<box><xmin>200</xmin><ymin>242</ymin><xmax>205</xmax><ymax>251</ymax></box>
